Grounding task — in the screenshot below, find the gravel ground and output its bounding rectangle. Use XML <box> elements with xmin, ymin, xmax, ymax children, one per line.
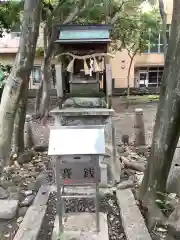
<box><xmin>38</xmin><ymin>192</ymin><xmax>56</xmax><ymax>240</ymax></box>
<box><xmin>27</xmin><ymin>97</ymin><xmax>158</xmax><ymax>147</ymax></box>
<box><xmin>27</xmin><ymin>98</ymin><xmax>159</xmax><ymax>240</ymax></box>
<box><xmin>38</xmin><ymin>191</ymin><xmax>126</xmax><ymax>240</ymax></box>
<box><xmin>0</xmin><ymin>98</ymin><xmax>159</xmax><ymax>239</ymax></box>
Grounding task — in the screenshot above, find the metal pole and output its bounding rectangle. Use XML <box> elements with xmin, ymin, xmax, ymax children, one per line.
<box><xmin>95</xmin><ymin>183</ymin><xmax>100</xmax><ymax>232</ymax></box>
<box><xmin>56</xmin><ymin>158</ymin><xmax>64</xmax><ymax>234</ymax></box>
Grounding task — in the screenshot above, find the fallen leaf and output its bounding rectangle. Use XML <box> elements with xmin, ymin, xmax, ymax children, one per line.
<box><xmin>17</xmin><ymin>217</ymin><xmax>24</xmax><ymax>223</ymax></box>
<box><xmin>156</xmin><ymin>227</ymin><xmax>167</xmax><ymax>233</ymax></box>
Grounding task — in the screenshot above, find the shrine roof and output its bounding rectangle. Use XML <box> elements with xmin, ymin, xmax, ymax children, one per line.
<box><xmin>54</xmin><ymin>24</ymin><xmax>112</xmax><ymax>43</ymax></box>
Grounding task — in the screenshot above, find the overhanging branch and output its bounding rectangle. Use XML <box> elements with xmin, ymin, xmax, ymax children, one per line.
<box><xmin>46</xmin><ymin>1</ymin><xmax>61</xmax><ymax>27</ymax></box>
<box><xmin>44</xmin><ymin>2</ymin><xmax>88</xmax><ymax>61</ymax></box>
<box><xmin>111</xmin><ymin>0</ymin><xmax>131</xmax><ymax>24</ymax></box>
<box><xmin>158</xmin><ymin>0</ymin><xmax>167</xmax><ymax>57</ymax></box>
<box><xmin>63</xmin><ymin>7</ymin><xmax>80</xmax><ymax>24</ymax></box>
<box><xmin>158</xmin><ymin>0</ymin><xmax>166</xmax><ymax>19</ymax></box>
<box><xmin>63</xmin><ymin>0</ymin><xmax>94</xmax><ymax>24</ymax></box>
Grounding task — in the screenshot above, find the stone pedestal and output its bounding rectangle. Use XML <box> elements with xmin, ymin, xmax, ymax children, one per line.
<box><xmin>52</xmin><ymin>213</ymin><xmax>108</xmax><ymax>240</ymax></box>
<box><xmin>50</xmin><ymin>98</ymin><xmax>119</xmax><ymax>185</ymax></box>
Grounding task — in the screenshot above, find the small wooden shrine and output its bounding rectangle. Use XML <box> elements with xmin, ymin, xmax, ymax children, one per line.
<box><xmin>53</xmin><ymin>24</ymin><xmax>113</xmax><ymax>108</ymax></box>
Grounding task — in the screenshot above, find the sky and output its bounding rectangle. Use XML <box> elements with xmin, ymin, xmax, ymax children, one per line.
<box><xmin>140</xmin><ymin>1</ymin><xmax>154</xmax><ymax>12</ymax></box>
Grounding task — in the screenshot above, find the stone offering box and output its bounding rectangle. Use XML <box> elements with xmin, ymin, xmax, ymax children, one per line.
<box><xmin>48</xmin><ymin>125</ymin><xmax>105</xmax><ymax>185</ymax></box>
<box><xmin>50</xmin><ymin>107</ymin><xmax>117</xmax><ymax>185</ymax></box>
<box><xmin>48</xmin><ymin>125</ymin><xmax>105</xmax><ymax>235</ymax></box>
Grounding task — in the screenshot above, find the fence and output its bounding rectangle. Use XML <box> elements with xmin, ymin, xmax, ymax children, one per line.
<box><xmin>27</xmin><ymin>77</ymin><xmax>160</xmax><ymax>98</ymax></box>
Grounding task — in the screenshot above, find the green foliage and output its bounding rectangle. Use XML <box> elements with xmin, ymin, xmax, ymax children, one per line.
<box><xmin>113</xmin><ymin>8</ymin><xmax>161</xmax><ymax>55</ymax></box>
<box><xmin>36</xmin><ymin>47</ymin><xmax>44</xmax><ymax>57</ymax></box>
<box><xmin>0</xmin><ymin>64</ymin><xmax>11</xmax><ymax>89</ymax></box>
<box><xmin>42</xmin><ymin>0</ymin><xmax>55</xmax><ymax>22</ymax></box>
<box><xmin>74</xmin><ymin>1</ymin><xmax>105</xmax><ymax>24</ymax></box>
<box><xmin>42</xmin><ymin>0</ymin><xmax>91</xmax><ymax>25</ymax></box>
<box><xmin>53</xmin><ymin>0</ymin><xmax>160</xmax><ymax>56</ymax></box>
<box><xmin>155</xmin><ymin>192</ymin><xmax>174</xmax><ymax>216</ymax></box>
<box><xmin>75</xmin><ymin>0</ymin><xmax>147</xmax><ymax>24</ymax></box>
<box><xmin>0</xmin><ymin>0</ymin><xmax>22</xmax><ymax>36</ymax></box>
<box><xmin>5</xmin><ymin>0</ymin><xmax>159</xmax><ymax>61</ymax></box>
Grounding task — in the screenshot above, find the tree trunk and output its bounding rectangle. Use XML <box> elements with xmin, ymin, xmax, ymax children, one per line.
<box><xmin>126</xmin><ymin>51</ymin><xmax>137</xmax><ymax>108</ymax></box>
<box><xmin>158</xmin><ymin>0</ymin><xmax>167</xmax><ymax>57</ymax></box>
<box><xmin>36</xmin><ymin>25</ymin><xmax>53</xmax><ymax>118</ymax></box>
<box><xmin>12</xmin><ymin>84</ymin><xmax>28</xmax><ymax>155</ymax></box>
<box><xmin>0</xmin><ymin>0</ymin><xmax>41</xmax><ymax>173</ymax></box>
<box><xmin>35</xmin><ymin>6</ymin><xmax>86</xmax><ymax>117</ymax></box>
<box><xmin>139</xmin><ymin>0</ymin><xmax>180</xmax><ymax>206</ymax></box>
<box><xmin>39</xmin><ymin>60</ymin><xmax>51</xmax><ymax>118</ymax></box>
<box><xmin>34</xmin><ymin>79</ymin><xmax>43</xmax><ymax>115</ymax></box>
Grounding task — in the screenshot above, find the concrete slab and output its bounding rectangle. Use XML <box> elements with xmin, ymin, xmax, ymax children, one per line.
<box><xmin>0</xmin><ymin>200</ymin><xmax>19</xmax><ymax>220</ymax></box>
<box><xmin>52</xmin><ymin>212</ymin><xmax>108</xmax><ymax>240</ymax></box>
<box><xmin>50</xmin><ymin>107</ymin><xmax>114</xmax><ymax>116</ymax></box>
<box><xmin>116</xmin><ymin>189</ymin><xmax>152</xmax><ymax>240</ymax></box>
<box><xmin>14</xmin><ymin>185</ymin><xmax>51</xmax><ymax>240</ymax></box>
<box><xmin>51</xmin><ymin>184</ymin><xmax>96</xmax><ymax>195</ymax></box>
<box><xmin>13</xmin><ymin>205</ymin><xmax>47</xmax><ymax>240</ymax></box>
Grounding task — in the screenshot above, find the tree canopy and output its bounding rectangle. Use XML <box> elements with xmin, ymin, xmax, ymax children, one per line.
<box><xmin>0</xmin><ymin>0</ymin><xmax>161</xmax><ymax>52</ymax></box>
<box><xmin>112</xmin><ymin>8</ymin><xmax>161</xmax><ymax>53</ymax></box>
<box><xmin>40</xmin><ymin>0</ymin><xmax>161</xmax><ymax>53</ymax></box>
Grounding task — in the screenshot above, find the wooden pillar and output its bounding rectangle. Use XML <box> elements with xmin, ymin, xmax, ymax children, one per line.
<box><xmin>105</xmin><ymin>63</ymin><xmax>112</xmax><ymax>108</ymax></box>
<box><xmin>105</xmin><ymin>44</ymin><xmax>112</xmax><ymax>108</ymax></box>
<box><xmin>134</xmin><ymin>108</ymin><xmax>146</xmax><ymax>146</ymax></box>
<box><xmin>55</xmin><ymin>63</ymin><xmax>63</xmax><ymax>108</ymax></box>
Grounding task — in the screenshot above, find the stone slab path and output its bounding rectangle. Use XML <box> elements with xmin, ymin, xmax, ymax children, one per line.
<box><xmin>116</xmin><ymin>189</ymin><xmax>151</xmax><ymax>240</ymax></box>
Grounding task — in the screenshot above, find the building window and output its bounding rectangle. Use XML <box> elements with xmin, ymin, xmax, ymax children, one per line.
<box><xmin>11</xmin><ymin>22</ymin><xmax>21</xmax><ymax>37</ymax></box>
<box><xmin>149</xmin><ymin>31</ymin><xmax>159</xmax><ymax>53</ymax></box>
<box><xmin>30</xmin><ymin>66</ymin><xmax>41</xmax><ymax>84</ymax></box>
<box><xmin>145</xmin><ymin>25</ymin><xmax>170</xmax><ymax>54</ymax></box>
<box><xmin>138</xmin><ymin>67</ymin><xmax>163</xmax><ymax>87</ymax></box>
<box><xmin>148</xmin><ymin>72</ymin><xmax>158</xmax><ymax>86</ymax></box>
<box><xmin>139</xmin><ymin>72</ymin><xmax>148</xmax><ymax>87</ymax></box>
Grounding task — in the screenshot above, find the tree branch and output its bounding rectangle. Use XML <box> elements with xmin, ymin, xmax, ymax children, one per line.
<box><xmin>158</xmin><ymin>0</ymin><xmax>167</xmax><ymax>57</ymax></box>
<box><xmin>158</xmin><ymin>0</ymin><xmax>166</xmax><ymax>19</ymax></box>
<box><xmin>63</xmin><ymin>0</ymin><xmax>94</xmax><ymax>24</ymax></box>
<box><xmin>46</xmin><ymin>1</ymin><xmax>61</xmax><ymax>27</ymax></box>
<box><xmin>44</xmin><ymin>3</ymin><xmax>88</xmax><ymax>61</ymax></box>
<box><xmin>126</xmin><ymin>42</ymin><xmax>137</xmax><ymax>58</ymax></box>
<box><xmin>63</xmin><ymin>7</ymin><xmax>80</xmax><ymax>24</ymax></box>
<box><xmin>111</xmin><ymin>0</ymin><xmax>131</xmax><ymax>24</ymax></box>
<box><xmin>43</xmin><ymin>26</ymin><xmax>48</xmax><ymax>53</ymax></box>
